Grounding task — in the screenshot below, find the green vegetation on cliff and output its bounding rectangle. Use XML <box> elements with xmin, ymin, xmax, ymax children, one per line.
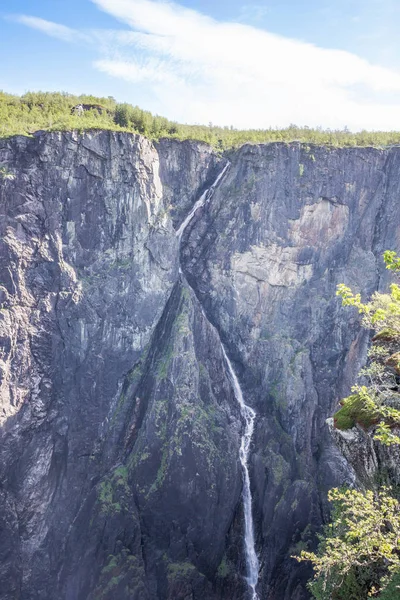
<box><xmin>335</xmin><ymin>252</ymin><xmax>400</xmax><ymax>446</ymax></box>
<box><xmin>2</xmin><ymin>90</ymin><xmax>400</xmax><ymax>148</ymax></box>
<box><xmin>298</xmin><ymin>252</ymin><xmax>400</xmax><ymax>599</ymax></box>
<box><xmin>297</xmin><ymin>487</ymin><xmax>400</xmax><ymax>599</ymax></box>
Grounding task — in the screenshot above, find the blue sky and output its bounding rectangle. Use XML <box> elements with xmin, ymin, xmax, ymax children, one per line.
<box><xmin>2</xmin><ymin>0</ymin><xmax>400</xmax><ymax>130</ymax></box>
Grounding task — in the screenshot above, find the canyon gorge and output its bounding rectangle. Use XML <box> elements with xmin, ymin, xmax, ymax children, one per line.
<box><xmin>1</xmin><ymin>131</ymin><xmax>399</xmax><ymax>599</ymax></box>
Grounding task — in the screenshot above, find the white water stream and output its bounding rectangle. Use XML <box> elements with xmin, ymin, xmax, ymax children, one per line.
<box><xmin>176</xmin><ymin>162</ymin><xmax>231</xmax><ymax>240</ymax></box>
<box><xmin>176</xmin><ymin>162</ymin><xmax>259</xmax><ymax>599</ymax></box>
<box><xmin>221</xmin><ymin>345</ymin><xmax>260</xmax><ymax>600</ymax></box>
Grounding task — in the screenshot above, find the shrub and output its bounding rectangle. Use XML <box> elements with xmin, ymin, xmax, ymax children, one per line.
<box><xmin>335</xmin><ymin>252</ymin><xmax>400</xmax><ymax>445</ymax></box>
<box><xmin>296</xmin><ymin>487</ymin><xmax>400</xmax><ymax>599</ymax></box>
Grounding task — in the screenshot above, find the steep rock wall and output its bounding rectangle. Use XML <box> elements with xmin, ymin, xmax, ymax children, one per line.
<box><xmin>180</xmin><ymin>142</ymin><xmax>400</xmax><ymax>598</ymax></box>
<box><xmin>328</xmin><ymin>419</ymin><xmax>400</xmax><ymax>489</ymax></box>
<box><xmin>0</xmin><ymin>132</ymin><xmax>400</xmax><ymax>599</ymax></box>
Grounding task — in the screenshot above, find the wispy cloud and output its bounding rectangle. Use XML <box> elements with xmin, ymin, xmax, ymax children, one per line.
<box><xmin>238</xmin><ymin>4</ymin><xmax>270</xmax><ymax>23</ymax></box>
<box><xmin>11</xmin><ymin>15</ymin><xmax>90</xmax><ymax>43</ymax></box>
<box><xmin>11</xmin><ymin>0</ymin><xmax>400</xmax><ymax>130</ymax></box>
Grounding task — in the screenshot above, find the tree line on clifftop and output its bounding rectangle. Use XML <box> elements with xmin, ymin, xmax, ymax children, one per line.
<box><xmin>2</xmin><ymin>90</ymin><xmax>400</xmax><ymax>149</ymax></box>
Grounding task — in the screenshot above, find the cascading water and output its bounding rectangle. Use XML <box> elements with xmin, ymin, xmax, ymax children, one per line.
<box><xmin>175</xmin><ymin>163</ymin><xmax>231</xmax><ymax>240</ymax></box>
<box><xmin>220</xmin><ymin>345</ymin><xmax>260</xmax><ymax>600</ymax></box>
<box><xmin>176</xmin><ymin>161</ymin><xmax>260</xmax><ymax>599</ymax></box>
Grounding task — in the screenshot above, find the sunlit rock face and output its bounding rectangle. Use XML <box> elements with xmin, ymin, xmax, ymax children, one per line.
<box><xmin>328</xmin><ymin>419</ymin><xmax>400</xmax><ymax>490</ymax></box>
<box><xmin>0</xmin><ymin>132</ymin><xmax>399</xmax><ymax>600</ymax></box>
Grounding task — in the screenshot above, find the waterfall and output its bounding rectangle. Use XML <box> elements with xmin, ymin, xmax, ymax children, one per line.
<box><xmin>176</xmin><ymin>162</ymin><xmax>231</xmax><ymax>240</ymax></box>
<box><xmin>220</xmin><ymin>345</ymin><xmax>260</xmax><ymax>600</ymax></box>
<box><xmin>176</xmin><ymin>162</ymin><xmax>259</xmax><ymax>599</ymax></box>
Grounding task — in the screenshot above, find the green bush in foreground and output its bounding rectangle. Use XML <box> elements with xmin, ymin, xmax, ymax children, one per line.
<box><xmin>335</xmin><ymin>252</ymin><xmax>400</xmax><ymax>445</ymax></box>
<box><xmin>296</xmin><ymin>487</ymin><xmax>400</xmax><ymax>599</ymax></box>
<box><xmin>298</xmin><ymin>253</ymin><xmax>400</xmax><ymax>599</ymax></box>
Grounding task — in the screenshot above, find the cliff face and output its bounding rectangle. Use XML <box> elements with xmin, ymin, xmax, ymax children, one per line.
<box><xmin>328</xmin><ymin>420</ymin><xmax>400</xmax><ymax>490</ymax></box>
<box><xmin>0</xmin><ymin>131</ymin><xmax>399</xmax><ymax>600</ymax></box>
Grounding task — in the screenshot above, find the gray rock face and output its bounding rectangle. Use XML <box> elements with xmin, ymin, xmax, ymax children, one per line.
<box><xmin>0</xmin><ymin>132</ymin><xmax>399</xmax><ymax>599</ymax></box>
<box><xmin>328</xmin><ymin>418</ymin><xmax>400</xmax><ymax>489</ymax></box>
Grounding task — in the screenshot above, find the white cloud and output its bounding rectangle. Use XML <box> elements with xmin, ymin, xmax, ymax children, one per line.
<box><xmin>12</xmin><ymin>1</ymin><xmax>400</xmax><ymax>130</ymax></box>
<box><xmin>12</xmin><ymin>15</ymin><xmax>89</xmax><ymax>43</ymax></box>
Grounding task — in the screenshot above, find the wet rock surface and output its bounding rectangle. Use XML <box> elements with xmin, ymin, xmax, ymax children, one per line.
<box><xmin>0</xmin><ymin>132</ymin><xmax>400</xmax><ymax>599</ymax></box>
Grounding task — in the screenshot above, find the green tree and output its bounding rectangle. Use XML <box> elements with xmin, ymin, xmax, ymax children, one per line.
<box><xmin>4</xmin><ymin>90</ymin><xmax>400</xmax><ymax>148</ymax></box>
<box><xmin>296</xmin><ymin>487</ymin><xmax>400</xmax><ymax>599</ymax></box>
<box><xmin>297</xmin><ymin>253</ymin><xmax>400</xmax><ymax>600</ymax></box>
<box><xmin>335</xmin><ymin>252</ymin><xmax>400</xmax><ymax>446</ymax></box>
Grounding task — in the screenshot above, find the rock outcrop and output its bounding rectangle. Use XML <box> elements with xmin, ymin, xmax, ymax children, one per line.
<box><xmin>1</xmin><ymin>132</ymin><xmax>400</xmax><ymax>599</ymax></box>
<box><xmin>328</xmin><ymin>419</ymin><xmax>400</xmax><ymax>489</ymax></box>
